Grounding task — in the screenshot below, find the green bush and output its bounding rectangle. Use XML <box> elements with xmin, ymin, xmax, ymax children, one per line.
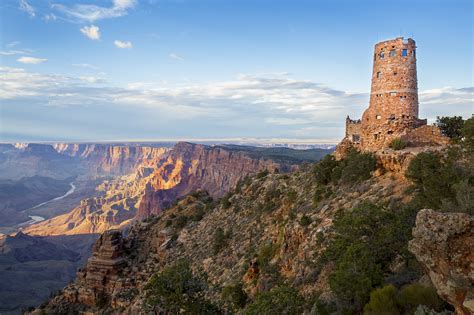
<box><xmin>286</xmin><ymin>189</ymin><xmax>297</xmax><ymax>203</ymax></box>
<box><xmin>329</xmin><ymin>243</ymin><xmax>383</xmax><ymax>309</ymax></box>
<box><xmin>340</xmin><ymin>149</ymin><xmax>377</xmax><ymax>183</ymax></box>
<box><xmin>191</xmin><ymin>206</ymin><xmax>206</xmax><ymax>221</ymax></box>
<box><xmin>313</xmin><ymin>154</ymin><xmax>339</xmax><ymax>185</ymax></box>
<box><xmin>398</xmin><ymin>284</ymin><xmax>444</xmax><ymax>313</ymax></box>
<box><xmin>313</xmin><ymin>148</ymin><xmax>376</xmax><ymax>185</ymax></box>
<box><xmin>174</xmin><ymin>215</ymin><xmax>188</xmax><ymax>229</ymax></box>
<box><xmin>461</xmin><ymin>116</ymin><xmax>474</xmax><ymax>152</ymax></box>
<box><xmin>313</xmin><ymin>186</ymin><xmax>332</xmax><ymax>205</ymax></box>
<box><xmin>213</xmin><ymin>227</ymin><xmax>231</xmax><ymax>254</ymax></box>
<box><xmin>363</xmin><ymin>285</ymin><xmax>399</xmax><ymax>315</ymax></box>
<box><xmin>256</xmin><ymin>169</ymin><xmax>270</xmax><ymax>179</ymax></box>
<box><xmin>257</xmin><ymin>242</ymin><xmax>279</xmax><ymax>271</ymax></box>
<box><xmin>300</xmin><ymin>215</ymin><xmax>312</xmax><ymax>227</ymax></box>
<box><xmin>221</xmin><ymin>193</ymin><xmax>232</xmax><ymax>209</ymax></box>
<box><xmin>245</xmin><ymin>286</ymin><xmax>305</xmax><ymax>315</ymax></box>
<box><xmin>145</xmin><ymin>261</ymin><xmax>219</xmax><ymax>314</ymax></box>
<box><xmin>222</xmin><ymin>282</ymin><xmax>248</xmax><ymax>309</ymax></box>
<box><xmin>406</xmin><ymin>151</ymin><xmax>471</xmax><ymax>211</ymax></box>
<box><xmin>389</xmin><ymin>138</ymin><xmax>407</xmax><ymax>150</ymax></box>
<box><xmin>436</xmin><ymin>116</ymin><xmax>465</xmax><ymax>141</ymax></box>
<box><xmin>321</xmin><ymin>202</ymin><xmax>415</xmax><ymax>309</ymax></box>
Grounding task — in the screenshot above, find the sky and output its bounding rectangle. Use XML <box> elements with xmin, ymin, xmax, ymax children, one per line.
<box><xmin>0</xmin><ymin>0</ymin><xmax>472</xmax><ymax>143</ymax></box>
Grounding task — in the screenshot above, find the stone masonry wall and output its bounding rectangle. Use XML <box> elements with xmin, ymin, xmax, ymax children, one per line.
<box><xmin>360</xmin><ymin>37</ymin><xmax>423</xmax><ymax>150</ymax></box>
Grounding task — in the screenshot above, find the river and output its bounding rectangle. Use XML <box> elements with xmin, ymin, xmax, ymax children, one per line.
<box><xmin>29</xmin><ymin>182</ymin><xmax>76</xmax><ymax>210</ymax></box>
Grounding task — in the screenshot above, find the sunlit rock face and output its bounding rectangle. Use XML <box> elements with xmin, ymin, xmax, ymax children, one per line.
<box><xmin>409</xmin><ymin>209</ymin><xmax>474</xmax><ymax>315</ymax></box>
<box><xmin>137</xmin><ymin>142</ymin><xmax>287</xmax><ymax>218</ymax></box>
<box><xmin>26</xmin><ymin>142</ymin><xmax>295</xmax><ymax>235</ymax></box>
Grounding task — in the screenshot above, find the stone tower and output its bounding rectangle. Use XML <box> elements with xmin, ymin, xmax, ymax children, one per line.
<box><xmin>339</xmin><ymin>37</ymin><xmax>441</xmax><ymax>154</ymax></box>
<box><xmin>359</xmin><ymin>37</ymin><xmax>426</xmax><ymax>150</ymax></box>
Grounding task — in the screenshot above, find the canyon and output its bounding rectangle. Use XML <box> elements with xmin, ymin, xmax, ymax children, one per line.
<box><xmin>0</xmin><ymin>141</ymin><xmax>330</xmax><ymax>314</ymax></box>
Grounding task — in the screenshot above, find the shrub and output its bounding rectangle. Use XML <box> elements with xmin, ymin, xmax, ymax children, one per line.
<box><xmin>436</xmin><ymin>116</ymin><xmax>465</xmax><ymax>141</ymax></box>
<box><xmin>313</xmin><ymin>155</ymin><xmax>339</xmax><ymax>185</ymax></box>
<box><xmin>256</xmin><ymin>169</ymin><xmax>270</xmax><ymax>179</ymax></box>
<box><xmin>300</xmin><ymin>215</ymin><xmax>312</xmax><ymax>227</ymax></box>
<box><xmin>257</xmin><ymin>242</ymin><xmax>279</xmax><ymax>271</ymax></box>
<box><xmin>174</xmin><ymin>215</ymin><xmax>188</xmax><ymax>229</ymax></box>
<box><xmin>321</xmin><ymin>202</ymin><xmax>415</xmax><ymax>309</ymax></box>
<box><xmin>191</xmin><ymin>206</ymin><xmax>206</xmax><ymax>221</ymax></box>
<box><xmin>145</xmin><ymin>260</ymin><xmax>219</xmax><ymax>314</ymax></box>
<box><xmin>363</xmin><ymin>285</ymin><xmax>399</xmax><ymax>315</ymax></box>
<box><xmin>461</xmin><ymin>116</ymin><xmax>474</xmax><ymax>152</ymax></box>
<box><xmin>340</xmin><ymin>149</ymin><xmax>377</xmax><ymax>183</ymax></box>
<box><xmin>329</xmin><ymin>243</ymin><xmax>383</xmax><ymax>309</ymax></box>
<box><xmin>405</xmin><ymin>151</ymin><xmax>470</xmax><ymax>210</ymax></box>
<box><xmin>313</xmin><ymin>186</ymin><xmax>331</xmax><ymax>205</ymax></box>
<box><xmin>389</xmin><ymin>138</ymin><xmax>407</xmax><ymax>150</ymax></box>
<box><xmin>213</xmin><ymin>227</ymin><xmax>232</xmax><ymax>254</ymax></box>
<box><xmin>397</xmin><ymin>284</ymin><xmax>444</xmax><ymax>313</ymax></box>
<box><xmin>221</xmin><ymin>193</ymin><xmax>232</xmax><ymax>209</ymax></box>
<box><xmin>222</xmin><ymin>282</ymin><xmax>248</xmax><ymax>309</ymax></box>
<box><xmin>245</xmin><ymin>286</ymin><xmax>305</xmax><ymax>315</ymax></box>
<box><xmin>286</xmin><ymin>189</ymin><xmax>297</xmax><ymax>203</ymax></box>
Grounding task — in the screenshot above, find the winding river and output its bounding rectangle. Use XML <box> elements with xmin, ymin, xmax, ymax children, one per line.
<box><xmin>29</xmin><ymin>182</ymin><xmax>76</xmax><ymax>210</ymax></box>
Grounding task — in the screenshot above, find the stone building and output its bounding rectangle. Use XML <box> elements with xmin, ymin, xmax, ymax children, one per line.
<box><xmin>341</xmin><ymin>37</ymin><xmax>448</xmax><ymax>152</ymax></box>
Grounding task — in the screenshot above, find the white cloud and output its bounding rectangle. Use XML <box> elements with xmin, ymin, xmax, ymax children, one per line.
<box><xmin>1</xmin><ymin>66</ymin><xmax>471</xmax><ymax>140</ymax></box>
<box><xmin>19</xmin><ymin>0</ymin><xmax>35</xmax><ymax>17</ymax></box>
<box><xmin>80</xmin><ymin>25</ymin><xmax>101</xmax><ymax>40</ymax></box>
<box><xmin>0</xmin><ymin>49</ymin><xmax>33</xmax><ymax>56</ymax></box>
<box><xmin>17</xmin><ymin>57</ymin><xmax>47</xmax><ymax>64</ymax></box>
<box><xmin>169</xmin><ymin>53</ymin><xmax>184</xmax><ymax>61</ymax></box>
<box><xmin>52</xmin><ymin>0</ymin><xmax>137</xmax><ymax>22</ymax></box>
<box><xmin>7</xmin><ymin>41</ymin><xmax>21</xmax><ymax>48</ymax></box>
<box><xmin>43</xmin><ymin>13</ymin><xmax>57</xmax><ymax>21</ymax></box>
<box><xmin>72</xmin><ymin>63</ymin><xmax>99</xmax><ymax>70</ymax></box>
<box><xmin>114</xmin><ymin>40</ymin><xmax>133</xmax><ymax>49</ymax></box>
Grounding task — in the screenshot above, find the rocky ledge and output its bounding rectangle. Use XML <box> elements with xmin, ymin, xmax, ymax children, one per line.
<box><xmin>409</xmin><ymin>209</ymin><xmax>474</xmax><ymax>315</ymax></box>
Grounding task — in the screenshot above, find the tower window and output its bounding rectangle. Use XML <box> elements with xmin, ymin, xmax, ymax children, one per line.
<box><xmin>402</xmin><ymin>49</ymin><xmax>408</xmax><ymax>56</ymax></box>
<box><xmin>390</xmin><ymin>92</ymin><xmax>397</xmax><ymax>96</ymax></box>
<box><xmin>376</xmin><ymin>115</ymin><xmax>381</xmax><ymax>120</ymax></box>
<box><xmin>394</xmin><ymin>72</ymin><xmax>397</xmax><ymax>76</ymax></box>
<box><xmin>411</xmin><ymin>50</ymin><xmax>415</xmax><ymax>57</ymax></box>
<box><xmin>389</xmin><ymin>49</ymin><xmax>396</xmax><ymax>57</ymax></box>
<box><xmin>377</xmin><ymin>71</ymin><xmax>381</xmax><ymax>79</ymax></box>
<box><xmin>380</xmin><ymin>51</ymin><xmax>384</xmax><ymax>59</ymax></box>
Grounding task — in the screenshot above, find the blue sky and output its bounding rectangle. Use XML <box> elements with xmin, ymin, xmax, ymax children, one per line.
<box><xmin>0</xmin><ymin>0</ymin><xmax>472</xmax><ymax>142</ymax></box>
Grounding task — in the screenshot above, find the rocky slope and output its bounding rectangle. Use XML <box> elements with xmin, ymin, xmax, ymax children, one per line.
<box><xmin>33</xmin><ymin>157</ymin><xmax>421</xmax><ymax>313</ymax></box>
<box><xmin>409</xmin><ymin>209</ymin><xmax>474</xmax><ymax>315</ymax></box>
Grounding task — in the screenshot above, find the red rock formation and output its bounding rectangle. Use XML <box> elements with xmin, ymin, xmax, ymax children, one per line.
<box><xmin>53</xmin><ymin>143</ymin><xmax>169</xmax><ymax>176</ymax></box>
<box><xmin>64</xmin><ymin>230</ymin><xmax>127</xmax><ymax>306</ymax></box>
<box><xmin>137</xmin><ymin>142</ymin><xmax>285</xmax><ymax>217</ymax></box>
<box><xmin>409</xmin><ymin>209</ymin><xmax>474</xmax><ymax>315</ymax></box>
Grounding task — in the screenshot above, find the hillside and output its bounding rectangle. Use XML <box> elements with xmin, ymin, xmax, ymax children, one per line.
<box><xmin>33</xmin><ymin>140</ymin><xmax>472</xmax><ymax>314</ymax></box>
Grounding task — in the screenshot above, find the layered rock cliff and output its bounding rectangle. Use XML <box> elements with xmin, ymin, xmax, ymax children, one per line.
<box><xmin>25</xmin><ymin>142</ymin><xmax>295</xmax><ymax>235</ymax></box>
<box><xmin>137</xmin><ymin>142</ymin><xmax>289</xmax><ymax>217</ymax></box>
<box><xmin>53</xmin><ymin>143</ymin><xmax>169</xmax><ymax>176</ymax></box>
<box><xmin>409</xmin><ymin>209</ymin><xmax>474</xmax><ymax>315</ymax></box>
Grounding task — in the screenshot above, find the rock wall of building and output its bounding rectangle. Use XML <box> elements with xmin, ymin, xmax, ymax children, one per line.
<box><xmin>360</xmin><ymin>37</ymin><xmax>424</xmax><ymax>150</ymax></box>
